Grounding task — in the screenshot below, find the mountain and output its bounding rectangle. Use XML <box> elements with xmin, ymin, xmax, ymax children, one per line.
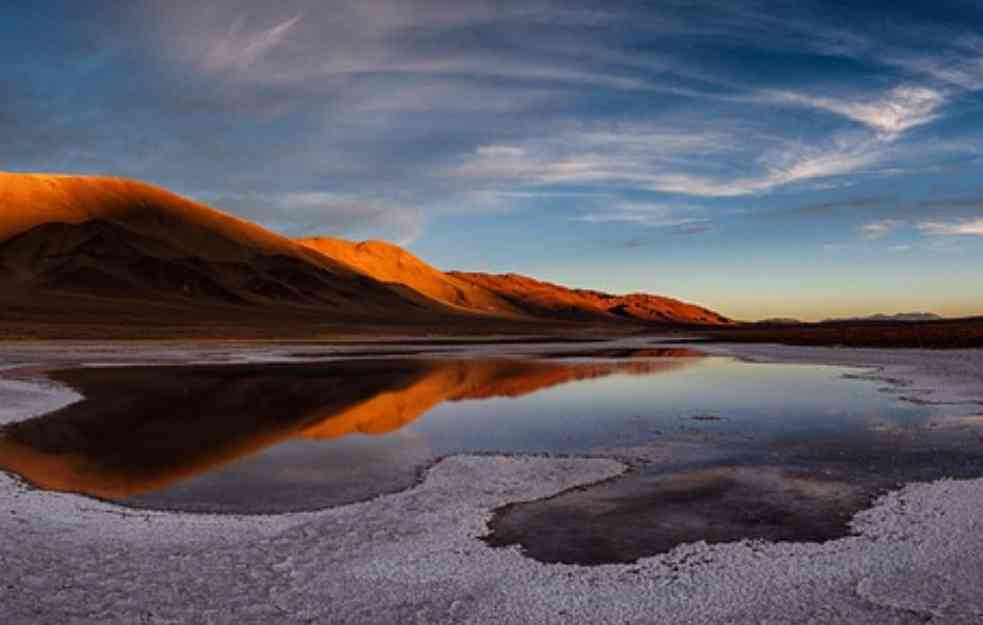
<box><xmin>821</xmin><ymin>312</ymin><xmax>945</xmax><ymax>323</ymax></box>
<box><xmin>297</xmin><ymin>238</ymin><xmax>728</xmax><ymax>325</ymax></box>
<box><xmin>449</xmin><ymin>272</ymin><xmax>732</xmax><ymax>325</ymax></box>
<box><xmin>296</xmin><ymin>237</ymin><xmax>521</xmax><ymax>316</ymax></box>
<box><xmin>0</xmin><ymin>172</ymin><xmax>730</xmax><ymax>335</ymax></box>
<box><xmin>0</xmin><ymin>172</ymin><xmax>452</xmax><ymax>318</ymax></box>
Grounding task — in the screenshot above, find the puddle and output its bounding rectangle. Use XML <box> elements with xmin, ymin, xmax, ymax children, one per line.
<box><xmin>0</xmin><ymin>354</ymin><xmax>693</xmax><ymax>512</ymax></box>
<box><xmin>0</xmin><ymin>348</ymin><xmax>980</xmax><ymax>562</ymax></box>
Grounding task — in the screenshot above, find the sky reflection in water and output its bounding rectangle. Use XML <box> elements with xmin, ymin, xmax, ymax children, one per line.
<box><xmin>0</xmin><ymin>351</ymin><xmax>959</xmax><ymax>518</ymax></box>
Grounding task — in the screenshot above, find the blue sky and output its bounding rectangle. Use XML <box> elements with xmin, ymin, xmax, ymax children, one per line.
<box><xmin>5</xmin><ymin>1</ymin><xmax>983</xmax><ymax>320</ymax></box>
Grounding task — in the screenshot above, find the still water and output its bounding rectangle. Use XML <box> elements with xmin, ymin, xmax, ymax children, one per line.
<box><xmin>1</xmin><ymin>347</ymin><xmax>980</xmax><ymax>562</ymax></box>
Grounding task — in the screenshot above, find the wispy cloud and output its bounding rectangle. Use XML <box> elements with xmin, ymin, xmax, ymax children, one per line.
<box><xmin>576</xmin><ymin>202</ymin><xmax>707</xmax><ymax>228</ymax></box>
<box><xmin>158</xmin><ymin>2</ymin><xmax>648</xmax><ymax>93</ymax></box>
<box><xmin>768</xmin><ymin>85</ymin><xmax>945</xmax><ymax>137</ymax></box>
<box><xmin>454</xmin><ymin>126</ymin><xmax>893</xmax><ymax>198</ymax></box>
<box><xmin>779</xmin><ymin>196</ymin><xmax>889</xmax><ymax>217</ymax></box>
<box><xmin>860</xmin><ymin>219</ymin><xmax>902</xmax><ymax>239</ymax></box>
<box><xmin>130</xmin><ymin>2</ymin><xmax>976</xmax><ymax>214</ymax></box>
<box><xmin>886</xmin><ymin>35</ymin><xmax>983</xmax><ymax>90</ymax></box>
<box><xmin>202</xmin><ymin>15</ymin><xmax>301</xmax><ymax>73</ymax></box>
<box><xmin>918</xmin><ymin>218</ymin><xmax>983</xmax><ymax>237</ymax></box>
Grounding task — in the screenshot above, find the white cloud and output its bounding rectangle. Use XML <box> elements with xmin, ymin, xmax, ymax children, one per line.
<box><xmin>918</xmin><ymin>218</ymin><xmax>983</xmax><ymax>237</ymax></box>
<box><xmin>135</xmin><ymin>2</ymin><xmax>976</xmax><ymax>225</ymax></box>
<box><xmin>770</xmin><ymin>85</ymin><xmax>945</xmax><ymax>137</ymax></box>
<box><xmin>576</xmin><ymin>202</ymin><xmax>706</xmax><ymax>227</ymax></box>
<box><xmin>203</xmin><ymin>15</ymin><xmax>301</xmax><ymax>73</ymax></box>
<box><xmin>476</xmin><ymin>145</ymin><xmax>528</xmax><ymax>160</ymax></box>
<box><xmin>156</xmin><ymin>3</ymin><xmax>652</xmax><ymax>93</ymax></box>
<box><xmin>860</xmin><ymin>219</ymin><xmax>902</xmax><ymax>239</ymax></box>
<box><xmin>453</xmin><ymin>126</ymin><xmax>890</xmax><ymax>198</ymax></box>
<box><xmin>886</xmin><ymin>35</ymin><xmax>983</xmax><ymax>90</ymax></box>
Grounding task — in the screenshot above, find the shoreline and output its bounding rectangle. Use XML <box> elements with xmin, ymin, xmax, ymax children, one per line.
<box><xmin>1</xmin><ymin>341</ymin><xmax>982</xmax><ymax>623</ymax></box>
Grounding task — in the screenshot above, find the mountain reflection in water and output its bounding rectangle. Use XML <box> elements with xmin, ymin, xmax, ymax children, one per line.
<box><xmin>0</xmin><ymin>350</ymin><xmax>700</xmax><ymax>509</ymax></box>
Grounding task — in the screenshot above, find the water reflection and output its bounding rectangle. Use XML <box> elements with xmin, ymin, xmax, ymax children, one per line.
<box><xmin>3</xmin><ymin>347</ymin><xmax>980</xmax><ymax>561</ymax></box>
<box><xmin>300</xmin><ymin>353</ymin><xmax>700</xmax><ymax>439</ymax></box>
<box><xmin>0</xmin><ymin>351</ymin><xmax>697</xmax><ymax>511</ymax></box>
<box><xmin>488</xmin><ymin>464</ymin><xmax>872</xmax><ymax>564</ymax></box>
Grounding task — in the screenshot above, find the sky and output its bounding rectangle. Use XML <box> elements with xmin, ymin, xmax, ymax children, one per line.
<box><xmin>4</xmin><ymin>0</ymin><xmax>983</xmax><ymax>321</ymax></box>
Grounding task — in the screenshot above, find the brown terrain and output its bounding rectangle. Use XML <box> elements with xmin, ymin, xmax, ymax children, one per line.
<box><xmin>699</xmin><ymin>317</ymin><xmax>983</xmax><ymax>349</ymax></box>
<box><xmin>0</xmin><ymin>173</ymin><xmax>463</xmax><ymax>324</ymax></box>
<box><xmin>296</xmin><ymin>237</ymin><xmax>522</xmax><ymax>316</ymax></box>
<box><xmin>0</xmin><ymin>172</ymin><xmax>729</xmax><ymax>339</ymax></box>
<box><xmin>450</xmin><ymin>271</ymin><xmax>732</xmax><ymax>325</ymax></box>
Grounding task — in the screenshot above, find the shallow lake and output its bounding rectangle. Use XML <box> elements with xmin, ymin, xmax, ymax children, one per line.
<box><xmin>2</xmin><ymin>345</ymin><xmax>981</xmax><ymax>563</ymax></box>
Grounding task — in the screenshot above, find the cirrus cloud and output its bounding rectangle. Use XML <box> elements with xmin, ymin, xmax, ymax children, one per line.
<box><xmin>918</xmin><ymin>218</ymin><xmax>983</xmax><ymax>237</ymax></box>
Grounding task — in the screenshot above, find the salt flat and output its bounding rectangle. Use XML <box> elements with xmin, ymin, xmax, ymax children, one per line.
<box><xmin>1</xmin><ymin>342</ymin><xmax>982</xmax><ymax>624</ymax></box>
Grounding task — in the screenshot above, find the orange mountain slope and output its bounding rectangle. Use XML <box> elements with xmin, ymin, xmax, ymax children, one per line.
<box><xmin>449</xmin><ymin>272</ymin><xmax>733</xmax><ymax>325</ymax></box>
<box><xmin>0</xmin><ymin>172</ymin><xmax>455</xmax><ymax>315</ymax></box>
<box><xmin>297</xmin><ymin>238</ymin><xmax>730</xmax><ymax>325</ymax></box>
<box><xmin>297</xmin><ymin>236</ymin><xmax>522</xmax><ymax>316</ymax></box>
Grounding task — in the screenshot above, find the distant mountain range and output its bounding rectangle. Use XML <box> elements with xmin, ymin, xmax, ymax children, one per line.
<box><xmin>821</xmin><ymin>313</ymin><xmax>944</xmax><ymax>323</ymax></box>
<box><xmin>0</xmin><ymin>172</ymin><xmax>731</xmax><ymax>333</ymax></box>
<box><xmin>755</xmin><ymin>313</ymin><xmax>945</xmax><ymax>325</ymax></box>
